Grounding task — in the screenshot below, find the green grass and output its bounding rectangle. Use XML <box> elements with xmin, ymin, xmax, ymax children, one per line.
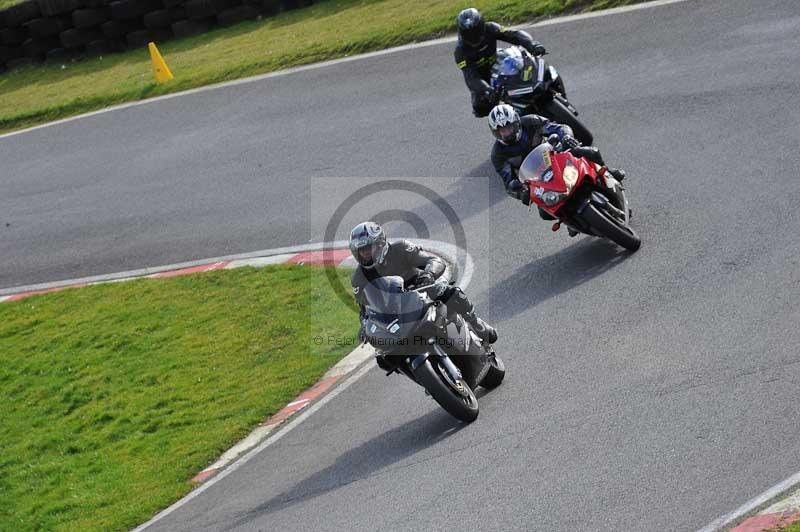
<box><xmin>783</xmin><ymin>518</ymin><xmax>800</xmax><ymax>531</ymax></box>
<box><xmin>0</xmin><ymin>265</ymin><xmax>359</xmax><ymax>531</ymax></box>
<box><xmin>0</xmin><ymin>0</ymin><xmax>642</xmax><ymax>134</ymax></box>
<box><xmin>0</xmin><ymin>0</ymin><xmax>28</xmax><ymax>9</ymax></box>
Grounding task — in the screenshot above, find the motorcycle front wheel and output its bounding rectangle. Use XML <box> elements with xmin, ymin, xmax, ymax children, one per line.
<box><xmin>582</xmin><ymin>203</ymin><xmax>641</xmax><ymax>251</ymax></box>
<box><xmin>414</xmin><ymin>359</ymin><xmax>479</xmax><ymax>422</ymax></box>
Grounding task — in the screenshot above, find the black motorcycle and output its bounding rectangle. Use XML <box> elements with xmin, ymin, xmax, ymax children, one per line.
<box><xmin>361</xmin><ymin>276</ymin><xmax>505</xmax><ymax>422</ymax></box>
<box><xmin>491</xmin><ymin>46</ymin><xmax>594</xmax><ymax>146</ymax></box>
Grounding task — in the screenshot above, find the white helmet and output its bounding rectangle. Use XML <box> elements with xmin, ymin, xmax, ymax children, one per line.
<box><xmin>488</xmin><ymin>104</ymin><xmax>521</xmax><ymax>145</ymax></box>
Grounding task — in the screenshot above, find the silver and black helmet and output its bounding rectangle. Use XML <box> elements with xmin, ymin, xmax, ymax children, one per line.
<box><xmin>488</xmin><ymin>104</ymin><xmax>522</xmax><ymax>145</ymax></box>
<box><xmin>349</xmin><ymin>222</ymin><xmax>388</xmax><ymax>269</ymax></box>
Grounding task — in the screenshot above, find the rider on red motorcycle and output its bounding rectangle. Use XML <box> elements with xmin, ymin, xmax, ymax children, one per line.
<box><xmin>488</xmin><ymin>104</ymin><xmax>625</xmax><ymax>216</ymax></box>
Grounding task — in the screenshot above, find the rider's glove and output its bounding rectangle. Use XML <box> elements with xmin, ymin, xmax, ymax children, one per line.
<box><xmin>483</xmin><ymin>87</ymin><xmax>500</xmax><ymax>106</ymax></box>
<box><xmin>520</xmin><ymin>188</ymin><xmax>531</xmax><ymax>206</ymax></box>
<box><xmin>530</xmin><ymin>42</ymin><xmax>546</xmax><ymax>56</ymax></box>
<box><xmin>561</xmin><ymin>135</ymin><xmax>580</xmax><ymax>150</ymax></box>
<box><xmin>506</xmin><ymin>179</ymin><xmax>530</xmax><ymax>205</ymax></box>
<box><xmin>415</xmin><ymin>271</ymin><xmax>436</xmax><ymax>287</ymax></box>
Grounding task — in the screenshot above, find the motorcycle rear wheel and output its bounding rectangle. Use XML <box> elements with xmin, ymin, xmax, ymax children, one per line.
<box><xmin>480</xmin><ymin>353</ymin><xmax>506</xmax><ymax>389</ymax></box>
<box><xmin>541</xmin><ymin>97</ymin><xmax>594</xmax><ymax>146</ymax></box>
<box><xmin>414</xmin><ymin>359</ymin><xmax>479</xmax><ymax>422</ymax></box>
<box><xmin>582</xmin><ymin>203</ymin><xmax>641</xmax><ymax>251</ymax></box>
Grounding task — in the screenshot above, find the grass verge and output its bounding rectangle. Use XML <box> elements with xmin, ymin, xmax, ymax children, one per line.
<box><xmin>0</xmin><ymin>265</ymin><xmax>359</xmax><ymax>531</ymax></box>
<box><xmin>0</xmin><ymin>0</ymin><xmax>643</xmax><ymax>134</ymax></box>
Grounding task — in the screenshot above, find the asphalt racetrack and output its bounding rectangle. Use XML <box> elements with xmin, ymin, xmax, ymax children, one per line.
<box><xmin>3</xmin><ymin>0</ymin><xmax>800</xmax><ymax>530</ymax></box>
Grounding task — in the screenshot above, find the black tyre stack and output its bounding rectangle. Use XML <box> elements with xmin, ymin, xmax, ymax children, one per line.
<box><xmin>72</xmin><ymin>2</ymin><xmax>116</xmax><ymax>56</ymax></box>
<box><xmin>1</xmin><ymin>0</ymin><xmax>316</xmax><ymax>72</ymax></box>
<box><xmin>44</xmin><ymin>0</ymin><xmax>88</xmax><ymax>61</ymax></box>
<box><xmin>1</xmin><ymin>0</ymin><xmax>40</xmax><ymax>69</ymax></box>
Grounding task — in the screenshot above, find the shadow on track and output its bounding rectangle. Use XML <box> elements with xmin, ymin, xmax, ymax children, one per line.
<box><xmin>487</xmin><ymin>238</ymin><xmax>633</xmax><ymax>321</ymax></box>
<box><xmin>382</xmin><ymin>161</ymin><xmax>504</xmax><ymax>237</ymax></box>
<box><xmin>223</xmin><ymin>407</ymin><xmax>467</xmax><ymax>530</ymax></box>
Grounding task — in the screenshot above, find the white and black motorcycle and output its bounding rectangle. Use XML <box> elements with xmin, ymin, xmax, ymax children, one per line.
<box><xmin>491</xmin><ymin>46</ymin><xmax>594</xmax><ymax>146</ymax></box>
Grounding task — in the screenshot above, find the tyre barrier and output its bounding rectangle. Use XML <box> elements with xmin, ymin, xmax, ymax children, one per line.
<box><xmin>100</xmin><ymin>18</ymin><xmax>136</xmax><ymax>38</ymax></box>
<box><xmin>73</xmin><ymin>7</ymin><xmax>110</xmax><ymax>29</ymax></box>
<box><xmin>40</xmin><ymin>0</ymin><xmax>81</xmax><ymax>17</ymax></box>
<box><xmin>1</xmin><ymin>25</ymin><xmax>28</xmax><ymax>45</ymax></box>
<box><xmin>59</xmin><ymin>26</ymin><xmax>103</xmax><ymax>48</ymax></box>
<box><xmin>6</xmin><ymin>55</ymin><xmax>34</xmax><ymax>68</ymax></box>
<box><xmin>216</xmin><ymin>4</ymin><xmax>258</xmax><ymax>26</ymax></box>
<box><xmin>142</xmin><ymin>8</ymin><xmax>171</xmax><ymax>28</ymax></box>
<box><xmin>0</xmin><ymin>0</ymin><xmax>316</xmax><ymax>72</ymax></box>
<box><xmin>125</xmin><ymin>26</ymin><xmax>169</xmax><ymax>47</ymax></box>
<box><xmin>25</xmin><ymin>16</ymin><xmax>70</xmax><ymax>38</ymax></box>
<box><xmin>3</xmin><ymin>1</ymin><xmax>40</xmax><ymax>27</ymax></box>
<box><xmin>171</xmin><ymin>16</ymin><xmax>210</xmax><ymax>38</ymax></box>
<box><xmin>44</xmin><ymin>45</ymin><xmax>71</xmax><ymax>61</ymax></box>
<box><xmin>22</xmin><ymin>35</ymin><xmax>59</xmax><ymax>57</ymax></box>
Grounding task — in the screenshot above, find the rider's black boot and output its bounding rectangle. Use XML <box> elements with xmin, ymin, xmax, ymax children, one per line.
<box><xmin>608</xmin><ymin>168</ymin><xmax>626</xmax><ymax>181</ymax></box>
<box><xmin>465</xmin><ymin>312</ymin><xmax>498</xmax><ymax>344</ymax></box>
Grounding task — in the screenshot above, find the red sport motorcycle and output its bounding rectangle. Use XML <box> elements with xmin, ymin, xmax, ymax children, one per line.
<box><xmin>519</xmin><ymin>141</ymin><xmax>641</xmax><ymax>251</ymax></box>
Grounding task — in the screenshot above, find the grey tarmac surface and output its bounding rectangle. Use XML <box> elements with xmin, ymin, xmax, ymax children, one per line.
<box><xmin>4</xmin><ymin>0</ymin><xmax>800</xmax><ymax>530</ymax></box>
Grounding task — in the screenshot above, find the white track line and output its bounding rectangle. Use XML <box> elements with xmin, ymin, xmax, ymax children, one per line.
<box><xmin>697</xmin><ymin>470</ymin><xmax>800</xmax><ymax>532</ymax></box>
<box><xmin>0</xmin><ymin>0</ymin><xmax>690</xmax><ymax>141</ymax></box>
<box><xmin>0</xmin><ymin>238</ymin><xmax>469</xmax><ymax>297</ymax></box>
<box><xmin>763</xmin><ymin>487</ymin><xmax>800</xmax><ymax>514</ymax></box>
<box><xmin>0</xmin><ymin>240</ymin><xmax>348</xmax><ymax>297</ymax></box>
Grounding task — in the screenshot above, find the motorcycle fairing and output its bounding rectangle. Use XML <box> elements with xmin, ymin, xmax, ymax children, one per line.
<box><xmin>523</xmin><ymin>148</ymin><xmax>599</xmax><ymax>216</ymax></box>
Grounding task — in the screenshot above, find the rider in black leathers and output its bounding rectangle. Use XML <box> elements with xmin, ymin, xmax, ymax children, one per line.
<box><xmin>349</xmin><ymin>222</ymin><xmax>497</xmax><ymax>370</ymax></box>
<box><xmin>488</xmin><ymin>104</ymin><xmax>626</xmax><ymax>221</ymax></box>
<box><xmin>454</xmin><ymin>7</ymin><xmax>547</xmax><ymax>117</ymax></box>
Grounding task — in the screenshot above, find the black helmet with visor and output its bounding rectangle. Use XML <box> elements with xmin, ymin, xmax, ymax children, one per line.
<box><xmin>457</xmin><ymin>8</ymin><xmax>486</xmax><ymax>47</ymax></box>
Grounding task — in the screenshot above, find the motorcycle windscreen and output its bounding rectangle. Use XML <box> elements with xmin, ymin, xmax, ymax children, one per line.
<box><xmin>363</xmin><ymin>276</ymin><xmax>428</xmax><ymax>325</ymax></box>
<box><xmin>519</xmin><ymin>143</ymin><xmax>555</xmax><ymax>182</ymax></box>
<box><xmin>499</xmin><ymin>53</ymin><xmax>524</xmax><ymax>76</ymax></box>
<box><xmin>492</xmin><ymin>47</ymin><xmax>525</xmax><ymax>85</ymax></box>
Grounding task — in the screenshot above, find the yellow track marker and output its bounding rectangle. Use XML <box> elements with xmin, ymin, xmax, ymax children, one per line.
<box><xmin>148</xmin><ymin>42</ymin><xmax>174</xmax><ymax>84</ymax></box>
